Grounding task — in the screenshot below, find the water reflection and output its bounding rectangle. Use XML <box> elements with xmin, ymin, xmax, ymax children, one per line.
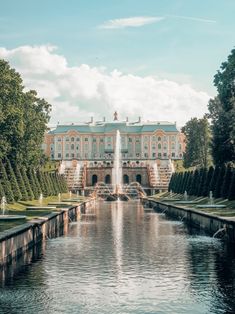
<box><xmin>0</xmin><ymin>201</ymin><xmax>235</xmax><ymax>314</ymax></box>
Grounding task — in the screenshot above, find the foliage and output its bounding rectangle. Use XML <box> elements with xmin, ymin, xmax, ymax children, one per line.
<box><xmin>5</xmin><ymin>158</ymin><xmax>22</xmax><ymax>201</ymax></box>
<box><xmin>202</xmin><ymin>166</ymin><xmax>214</xmax><ymax>197</ymax></box>
<box><xmin>21</xmin><ymin>167</ymin><xmax>34</xmax><ymax>200</ymax></box>
<box><xmin>0</xmin><ymin>59</ymin><xmax>51</xmax><ymax>166</ymax></box>
<box><xmin>228</xmin><ymin>171</ymin><xmax>235</xmax><ymax>200</ymax></box>
<box><xmin>13</xmin><ymin>164</ymin><xmax>29</xmax><ymax>201</ymax></box>
<box><xmin>0</xmin><ymin>160</ymin><xmax>14</xmax><ymax>203</ymax></box>
<box><xmin>182</xmin><ymin>117</ymin><xmax>211</xmax><ymax>168</ymax></box>
<box><xmin>207</xmin><ymin>48</ymin><xmax>235</xmax><ymax>165</ymax></box>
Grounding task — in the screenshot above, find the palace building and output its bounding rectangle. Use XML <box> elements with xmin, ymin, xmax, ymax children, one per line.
<box><xmin>43</xmin><ymin>112</ymin><xmax>185</xmax><ymax>191</ymax></box>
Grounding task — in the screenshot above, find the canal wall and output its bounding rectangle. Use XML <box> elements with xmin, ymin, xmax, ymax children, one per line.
<box><xmin>0</xmin><ymin>200</ymin><xmax>90</xmax><ymax>268</ymax></box>
<box><xmin>144</xmin><ymin>198</ymin><xmax>235</xmax><ymax>243</ymax></box>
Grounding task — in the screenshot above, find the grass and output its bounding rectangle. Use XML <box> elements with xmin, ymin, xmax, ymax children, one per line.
<box><xmin>152</xmin><ymin>191</ymin><xmax>235</xmax><ymax>218</ymax></box>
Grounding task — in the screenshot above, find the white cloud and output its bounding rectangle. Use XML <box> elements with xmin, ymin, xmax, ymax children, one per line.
<box><xmin>99</xmin><ymin>16</ymin><xmax>164</xmax><ymax>29</ymax></box>
<box><xmin>0</xmin><ymin>45</ymin><xmax>210</xmax><ymax>126</ymax></box>
<box><xmin>167</xmin><ymin>15</ymin><xmax>216</xmax><ymax>24</ymax></box>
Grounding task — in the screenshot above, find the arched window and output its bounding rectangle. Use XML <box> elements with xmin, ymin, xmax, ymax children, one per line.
<box><xmin>92</xmin><ymin>174</ymin><xmax>98</xmax><ymax>186</ymax></box>
<box><xmin>71</xmin><ymin>144</ymin><xmax>74</xmax><ymax>150</ymax></box>
<box><xmin>136</xmin><ymin>174</ymin><xmax>142</xmax><ymax>184</ymax></box>
<box><xmin>158</xmin><ymin>143</ymin><xmax>161</xmax><ymax>149</ymax></box>
<box><xmin>158</xmin><ymin>136</ymin><xmax>161</xmax><ymax>141</ymax></box>
<box><xmin>71</xmin><ymin>137</ymin><xmax>75</xmax><ymax>142</ymax></box>
<box><xmin>76</xmin><ymin>137</ymin><xmax>80</xmax><ymax>141</ymax></box>
<box><xmin>105</xmin><ymin>174</ymin><xmax>111</xmax><ymax>184</ymax></box>
<box><xmin>123</xmin><ymin>174</ymin><xmax>129</xmax><ymax>184</ymax></box>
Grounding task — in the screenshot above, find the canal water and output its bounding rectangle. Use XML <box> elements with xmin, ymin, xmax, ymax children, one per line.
<box><xmin>1</xmin><ymin>200</ymin><xmax>235</xmax><ymax>314</ymax></box>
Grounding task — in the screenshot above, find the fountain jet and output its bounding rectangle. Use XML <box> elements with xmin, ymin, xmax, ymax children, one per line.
<box><xmin>112</xmin><ymin>130</ymin><xmax>122</xmax><ymax>194</ymax></box>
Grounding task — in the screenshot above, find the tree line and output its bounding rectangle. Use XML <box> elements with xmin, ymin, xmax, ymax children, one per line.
<box><xmin>0</xmin><ymin>158</ymin><xmax>67</xmax><ymax>203</ymax></box>
<box><xmin>0</xmin><ymin>59</ymin><xmax>68</xmax><ymax>203</ymax></box>
<box><xmin>182</xmin><ymin>48</ymin><xmax>235</xmax><ymax>169</ymax></box>
<box><xmin>169</xmin><ymin>164</ymin><xmax>235</xmax><ymax>201</ymax></box>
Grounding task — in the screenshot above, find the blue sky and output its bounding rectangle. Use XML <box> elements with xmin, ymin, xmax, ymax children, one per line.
<box><xmin>0</xmin><ymin>0</ymin><xmax>234</xmax><ymax>124</ymax></box>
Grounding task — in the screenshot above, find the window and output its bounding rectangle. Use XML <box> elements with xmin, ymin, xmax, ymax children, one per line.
<box><xmin>71</xmin><ymin>137</ymin><xmax>74</xmax><ymax>142</ymax></box>
<box><xmin>136</xmin><ymin>137</ymin><xmax>140</xmax><ymax>143</ymax></box>
<box><xmin>152</xmin><ymin>153</ymin><xmax>156</xmax><ymax>158</ymax></box>
<box><xmin>163</xmin><ymin>153</ymin><xmax>167</xmax><ymax>157</ymax></box>
<box><xmin>107</xmin><ymin>137</ymin><xmax>111</xmax><ymax>142</ymax></box>
<box><xmin>71</xmin><ymin>144</ymin><xmax>74</xmax><ymax>150</ymax></box>
<box><xmin>65</xmin><ymin>137</ymin><xmax>69</xmax><ymax>142</ymax></box>
<box><xmin>76</xmin><ymin>145</ymin><xmax>79</xmax><ymax>150</ymax></box>
<box><xmin>171</xmin><ymin>144</ymin><xmax>175</xmax><ymax>149</ymax></box>
<box><xmin>158</xmin><ymin>143</ymin><xmax>161</xmax><ymax>149</ymax></box>
<box><xmin>100</xmin><ymin>138</ymin><xmax>104</xmax><ymax>143</ymax></box>
<box><xmin>158</xmin><ymin>136</ymin><xmax>161</xmax><ymax>141</ymax></box>
<box><xmin>57</xmin><ymin>144</ymin><xmax>61</xmax><ymax>151</ymax></box>
<box><xmin>152</xmin><ymin>136</ymin><xmax>156</xmax><ymax>141</ymax></box>
<box><xmin>71</xmin><ymin>153</ymin><xmax>74</xmax><ymax>158</ymax></box>
<box><xmin>57</xmin><ymin>153</ymin><xmax>61</xmax><ymax>158</ymax></box>
<box><xmin>172</xmin><ymin>152</ymin><xmax>175</xmax><ymax>157</ymax></box>
<box><xmin>65</xmin><ymin>144</ymin><xmax>69</xmax><ymax>150</ymax></box>
<box><xmin>57</xmin><ymin>137</ymin><xmax>61</xmax><ymax>142</ymax></box>
<box><xmin>66</xmin><ymin>153</ymin><xmax>69</xmax><ymax>158</ymax></box>
<box><xmin>128</xmin><ymin>138</ymin><xmax>132</xmax><ymax>142</ymax></box>
<box><xmin>152</xmin><ymin>146</ymin><xmax>156</xmax><ymax>150</ymax></box>
<box><xmin>93</xmin><ymin>138</ymin><xmax>96</xmax><ymax>142</ymax></box>
<box><xmin>144</xmin><ymin>146</ymin><xmax>148</xmax><ymax>150</ymax></box>
<box><xmin>158</xmin><ymin>153</ymin><xmax>162</xmax><ymax>158</ymax></box>
<box><xmin>76</xmin><ymin>137</ymin><xmax>80</xmax><ymax>141</ymax></box>
<box><xmin>144</xmin><ymin>153</ymin><xmax>148</xmax><ymax>158</ymax></box>
<box><xmin>85</xmin><ymin>138</ymin><xmax>88</xmax><ymax>142</ymax></box>
<box><xmin>171</xmin><ymin>136</ymin><xmax>175</xmax><ymax>141</ymax></box>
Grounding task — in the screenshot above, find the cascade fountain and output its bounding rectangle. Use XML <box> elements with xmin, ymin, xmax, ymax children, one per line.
<box><xmin>59</xmin><ymin>161</ymin><xmax>66</xmax><ymax>175</ymax></box>
<box><xmin>1</xmin><ymin>196</ymin><xmax>6</xmax><ymax>215</ymax></box>
<box><xmin>184</xmin><ymin>191</ymin><xmax>188</xmax><ymax>201</ymax></box>
<box><xmin>39</xmin><ymin>193</ymin><xmax>43</xmax><ymax>205</ymax></box>
<box><xmin>0</xmin><ymin>196</ymin><xmax>26</xmax><ymax>221</ymax></box>
<box><xmin>58</xmin><ymin>193</ymin><xmax>61</xmax><ymax>202</ymax></box>
<box><xmin>196</xmin><ymin>190</ymin><xmax>226</xmax><ymax>209</ymax></box>
<box><xmin>112</xmin><ymin>130</ymin><xmax>122</xmax><ymax>194</ymax></box>
<box><xmin>73</xmin><ymin>163</ymin><xmax>81</xmax><ymax>188</ymax></box>
<box><xmin>69</xmin><ymin>191</ymin><xmax>72</xmax><ymax>199</ymax></box>
<box><xmin>153</xmin><ymin>163</ymin><xmax>161</xmax><ymax>185</ymax></box>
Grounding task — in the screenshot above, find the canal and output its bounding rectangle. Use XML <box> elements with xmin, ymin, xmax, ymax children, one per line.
<box><xmin>1</xmin><ymin>200</ymin><xmax>235</xmax><ymax>314</ymax></box>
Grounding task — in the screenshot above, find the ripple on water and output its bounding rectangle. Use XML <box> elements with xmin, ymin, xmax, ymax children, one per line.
<box><xmin>0</xmin><ymin>201</ymin><xmax>235</xmax><ymax>314</ymax></box>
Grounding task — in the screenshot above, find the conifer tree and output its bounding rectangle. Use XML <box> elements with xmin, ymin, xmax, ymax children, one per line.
<box><xmin>32</xmin><ymin>169</ymin><xmax>42</xmax><ymax>195</ymax></box>
<box><xmin>21</xmin><ymin>167</ymin><xmax>34</xmax><ymax>200</ymax></box>
<box><xmin>214</xmin><ymin>164</ymin><xmax>226</xmax><ymax>198</ymax></box>
<box><xmin>228</xmin><ymin>170</ymin><xmax>235</xmax><ymax>201</ymax></box>
<box><xmin>37</xmin><ymin>170</ymin><xmax>48</xmax><ymax>197</ymax></box>
<box><xmin>0</xmin><ymin>181</ymin><xmax>5</xmax><ymax>199</ymax></box>
<box><xmin>0</xmin><ymin>160</ymin><xmax>14</xmax><ymax>203</ymax></box>
<box><xmin>27</xmin><ymin>168</ymin><xmax>40</xmax><ymax>199</ymax></box>
<box><xmin>221</xmin><ymin>164</ymin><xmax>233</xmax><ymax>199</ymax></box>
<box><xmin>13</xmin><ymin>164</ymin><xmax>28</xmax><ymax>200</ymax></box>
<box><xmin>189</xmin><ymin>169</ymin><xmax>199</xmax><ymax>196</ymax></box>
<box><xmin>209</xmin><ymin>165</ymin><xmax>220</xmax><ymax>194</ymax></box>
<box><xmin>202</xmin><ymin>166</ymin><xmax>214</xmax><ymax>197</ymax></box>
<box><xmin>197</xmin><ymin>168</ymin><xmax>207</xmax><ymax>196</ymax></box>
<box><xmin>5</xmin><ymin>158</ymin><xmax>22</xmax><ymax>201</ymax></box>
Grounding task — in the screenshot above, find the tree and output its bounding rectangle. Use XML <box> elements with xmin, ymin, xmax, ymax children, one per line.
<box><xmin>214</xmin><ymin>165</ymin><xmax>226</xmax><ymax>198</ymax></box>
<box><xmin>27</xmin><ymin>168</ymin><xmax>40</xmax><ymax>200</ymax></box>
<box><xmin>0</xmin><ymin>160</ymin><xmax>14</xmax><ymax>203</ymax></box>
<box><xmin>189</xmin><ymin>169</ymin><xmax>199</xmax><ymax>196</ymax></box>
<box><xmin>202</xmin><ymin>166</ymin><xmax>214</xmax><ymax>196</ymax></box>
<box><xmin>5</xmin><ymin>158</ymin><xmax>22</xmax><ymax>201</ymax></box>
<box><xmin>197</xmin><ymin>168</ymin><xmax>207</xmax><ymax>196</ymax></box>
<box><xmin>182</xmin><ymin>117</ymin><xmax>211</xmax><ymax>168</ymax></box>
<box><xmin>228</xmin><ymin>170</ymin><xmax>235</xmax><ymax>200</ymax></box>
<box><xmin>21</xmin><ymin>167</ymin><xmax>34</xmax><ymax>200</ymax></box>
<box><xmin>207</xmin><ymin>48</ymin><xmax>235</xmax><ymax>165</ymax></box>
<box><xmin>0</xmin><ymin>59</ymin><xmax>51</xmax><ymax>166</ymax></box>
<box><xmin>209</xmin><ymin>165</ymin><xmax>220</xmax><ymax>194</ymax></box>
<box><xmin>0</xmin><ymin>181</ymin><xmax>5</xmax><ymax>199</ymax></box>
<box><xmin>221</xmin><ymin>164</ymin><xmax>234</xmax><ymax>199</ymax></box>
<box><xmin>13</xmin><ymin>164</ymin><xmax>28</xmax><ymax>200</ymax></box>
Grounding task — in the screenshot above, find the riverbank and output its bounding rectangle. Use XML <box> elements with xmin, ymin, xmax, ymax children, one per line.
<box><xmin>145</xmin><ymin>194</ymin><xmax>235</xmax><ymax>242</ymax></box>
<box><xmin>0</xmin><ymin>197</ymin><xmax>92</xmax><ymax>268</ymax></box>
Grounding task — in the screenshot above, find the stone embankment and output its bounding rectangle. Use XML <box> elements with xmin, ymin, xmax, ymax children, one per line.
<box><xmin>0</xmin><ymin>200</ymin><xmax>91</xmax><ymax>268</ymax></box>
<box><xmin>143</xmin><ymin>198</ymin><xmax>235</xmax><ymax>242</ymax></box>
